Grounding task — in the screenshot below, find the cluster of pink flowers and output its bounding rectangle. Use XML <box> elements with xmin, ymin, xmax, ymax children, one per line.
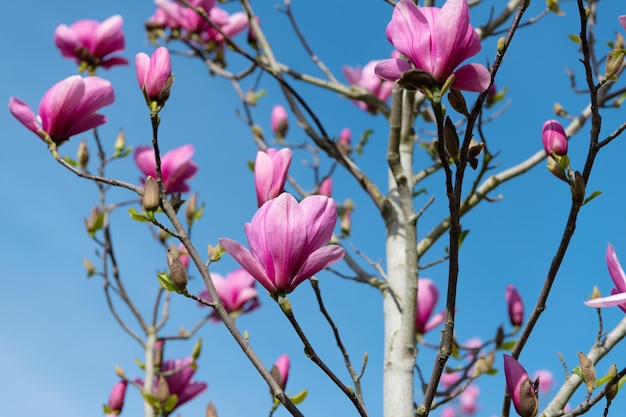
<box><xmin>198</xmin><ymin>268</ymin><xmax>261</xmax><ymax>320</ymax></box>
<box><xmin>134</xmin><ymin>145</ymin><xmax>198</xmax><ymax>193</ymax></box>
<box><xmin>342</xmin><ymin>57</ymin><xmax>395</xmax><ymax>112</ymax></box>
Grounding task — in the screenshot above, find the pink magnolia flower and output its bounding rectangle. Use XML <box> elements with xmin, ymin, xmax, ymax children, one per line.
<box><xmin>154</xmin><ymin>0</ymin><xmax>216</xmax><ymax>33</ymax></box>
<box><xmin>271</xmin><ymin>105</ymin><xmax>289</xmax><ymax>139</ymax></box>
<box><xmin>134</xmin><ymin>144</ymin><xmax>198</xmax><ymax>193</ymax></box>
<box><xmin>584</xmin><ymin>243</ymin><xmax>626</xmax><ymax>312</ymax></box>
<box><xmin>441</xmin><ymin>405</ymin><xmax>457</xmax><ymax>417</ymax></box>
<box><xmin>219</xmin><ymin>193</ymin><xmax>345</xmax><ymax>295</ymax></box>
<box><xmin>137</xmin><ymin>357</ymin><xmax>207</xmax><ymax>412</ymax></box>
<box><xmin>255</xmin><ymin>148</ymin><xmax>292</xmax><ymax>207</ymax></box>
<box><xmin>503</xmin><ymin>355</ymin><xmax>539</xmax><ymax>417</ymax></box>
<box><xmin>136</xmin><ymin>47</ymin><xmax>172</xmax><ymax>107</ymax></box>
<box><xmin>342</xmin><ymin>59</ymin><xmax>394</xmax><ymax>112</ymax></box>
<box><xmin>338</xmin><ymin>128</ymin><xmax>352</xmax><ymax>153</ymax></box>
<box><xmin>542</xmin><ymin>120</ymin><xmax>568</xmax><ymax>156</ymax></box>
<box><xmin>620</xmin><ymin>15</ymin><xmax>626</xmax><ymax>31</ymax></box>
<box><xmin>9</xmin><ymin>75</ymin><xmax>114</xmax><ymax>145</ymax></box>
<box><xmin>198</xmin><ymin>268</ymin><xmax>261</xmax><ymax>320</ymax></box>
<box><xmin>375</xmin><ymin>0</ymin><xmax>490</xmax><ymax>93</ymax></box>
<box><xmin>505</xmin><ymin>284</ymin><xmax>524</xmax><ymax>327</ymax></box>
<box><xmin>319</xmin><ymin>177</ymin><xmax>333</xmax><ymax>197</ymax></box>
<box><xmin>107</xmin><ymin>381</ymin><xmax>127</xmax><ymax>413</ymax></box>
<box><xmin>440</xmin><ymin>371</ymin><xmax>461</xmax><ymax>389</ymax></box>
<box><xmin>54</xmin><ymin>15</ymin><xmax>128</xmax><ymax>72</ymax></box>
<box><xmin>272</xmin><ymin>354</ymin><xmax>290</xmax><ymax>390</ymax></box>
<box><xmin>459</xmin><ymin>385</ymin><xmax>480</xmax><ymax>415</ymax></box>
<box><xmin>416</xmin><ymin>278</ymin><xmax>445</xmax><ymax>334</ymax></box>
<box><xmin>532</xmin><ymin>370</ymin><xmax>554</xmax><ymax>395</ymax></box>
<box><xmin>203</xmin><ymin>7</ymin><xmax>249</xmax><ymax>43</ymax></box>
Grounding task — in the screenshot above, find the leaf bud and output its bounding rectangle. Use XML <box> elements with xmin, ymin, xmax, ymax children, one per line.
<box><xmin>447</xmin><ymin>88</ymin><xmax>469</xmax><ymax>116</ymax></box>
<box><xmin>206</xmin><ymin>402</ymin><xmax>218</xmax><ymax>417</ymax></box>
<box><xmin>85</xmin><ymin>206</ymin><xmax>102</xmax><ymax>235</ymax></box>
<box><xmin>142</xmin><ymin>176</ymin><xmax>161</xmax><ymax>212</ymax></box>
<box><xmin>578</xmin><ymin>351</ymin><xmax>596</xmax><ymax>392</ymax></box>
<box><xmin>443</xmin><ymin>117</ymin><xmax>460</xmax><ymax>160</ymax></box>
<box><xmin>570</xmin><ymin>171</ymin><xmax>586</xmax><ymax>206</ymax></box>
<box><xmin>606</xmin><ymin>364</ymin><xmax>619</xmax><ymax>401</ymax></box>
<box><xmin>185</xmin><ymin>192</ymin><xmax>198</xmax><ymax>226</ymax></box>
<box><xmin>114</xmin><ymin>129</ymin><xmax>126</xmax><ymax>154</ymax></box>
<box><xmin>83</xmin><ymin>258</ymin><xmax>96</xmax><ymax>278</ymax></box>
<box><xmin>77</xmin><ymin>139</ymin><xmax>89</xmax><ymax>170</ymax></box>
<box><xmin>167</xmin><ymin>248</ymin><xmax>188</xmax><ymax>291</ymax></box>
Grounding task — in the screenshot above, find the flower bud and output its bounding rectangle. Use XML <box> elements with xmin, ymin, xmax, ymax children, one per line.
<box><xmin>77</xmin><ymin>139</ymin><xmax>89</xmax><ymax>170</ymax></box>
<box><xmin>206</xmin><ymin>402</ymin><xmax>218</xmax><ymax>417</ymax></box>
<box><xmin>578</xmin><ymin>351</ymin><xmax>596</xmax><ymax>392</ymax></box>
<box><xmin>114</xmin><ymin>129</ymin><xmax>126</xmax><ymax>154</ymax></box>
<box><xmin>504</xmin><ymin>355</ymin><xmax>538</xmax><ymax>417</ymax></box>
<box><xmin>85</xmin><ymin>206</ymin><xmax>102</xmax><ymax>235</ymax></box>
<box><xmin>505</xmin><ymin>284</ymin><xmax>524</xmax><ymax>327</ymax></box>
<box><xmin>605</xmin><ymin>32</ymin><xmax>625</xmax><ymax>81</ymax></box>
<box><xmin>135</xmin><ymin>47</ymin><xmax>173</xmax><ymax>111</ymax></box>
<box><xmin>448</xmin><ymin>88</ymin><xmax>469</xmax><ymax>116</ymax></box>
<box><xmin>167</xmin><ymin>248</ymin><xmax>188</xmax><ymax>291</ymax></box>
<box><xmin>142</xmin><ymin>176</ymin><xmax>161</xmax><ymax>212</ymax></box>
<box><xmin>337</xmin><ymin>128</ymin><xmax>352</xmax><ymax>154</ymax></box>
<box><xmin>570</xmin><ymin>171</ymin><xmax>586</xmax><ymax>206</ymax></box>
<box><xmin>154</xmin><ymin>339</ymin><xmax>164</xmax><ymax>370</ymax></box>
<box><xmin>270</xmin><ymin>354</ymin><xmax>290</xmax><ymax>391</ymax></box>
<box><xmin>542</xmin><ymin>119</ymin><xmax>568</xmax><ymax>156</ymax></box>
<box><xmin>319</xmin><ymin>177</ymin><xmax>332</xmax><ymax>197</ymax></box>
<box><xmin>271</xmin><ymin>105</ymin><xmax>289</xmax><ymax>139</ymax></box>
<box><xmin>185</xmin><ymin>192</ymin><xmax>198</xmax><ymax>226</ymax></box>
<box><xmin>466</xmin><ymin>138</ymin><xmax>484</xmax><ymax>169</ymax></box>
<box><xmin>606</xmin><ymin>364</ymin><xmax>619</xmax><ymax>401</ymax></box>
<box><xmin>155</xmin><ymin>375</ymin><xmax>170</xmax><ymax>403</ymax></box>
<box><xmin>107</xmin><ymin>381</ymin><xmax>127</xmax><ymax>414</ymax></box>
<box><xmin>83</xmin><ymin>258</ymin><xmax>96</xmax><ymax>277</ymax></box>
<box><xmin>443</xmin><ymin>117</ymin><xmax>460</xmax><ymax>160</ymax></box>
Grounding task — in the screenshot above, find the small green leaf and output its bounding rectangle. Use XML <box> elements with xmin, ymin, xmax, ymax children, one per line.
<box><xmin>413</xmin><ymin>188</ymin><xmax>428</xmax><ymax>198</ymax></box>
<box><xmin>103</xmin><ymin>405</ymin><xmax>114</xmax><ymax>414</ymax></box>
<box><xmin>498</xmin><ymin>340</ymin><xmax>516</xmax><ymax>351</ymax></box>
<box><xmin>356</xmin><ymin>129</ymin><xmax>373</xmax><ymax>156</ymax></box>
<box><xmin>583</xmin><ymin>190</ymin><xmax>602</xmax><ymax>206</ymax></box>
<box><xmin>164</xmin><ymin>394</ymin><xmax>179</xmax><ymax>412</ymax></box>
<box><xmin>289</xmin><ymin>389</ymin><xmax>308</xmax><ymax>405</ymax></box>
<box><xmin>569</xmin><ymin>34</ymin><xmax>582</xmax><ymax>44</ymax></box>
<box><xmin>193</xmin><ymin>204</ymin><xmax>205</xmax><ymax>222</ymax></box>
<box><xmin>247</xmin><ymin>160</ymin><xmax>255</xmax><ymax>172</ymax></box>
<box><xmin>134</xmin><ymin>358</ymin><xmax>146</xmax><ymax>370</ymax></box>
<box><xmin>157</xmin><ymin>271</ymin><xmax>177</xmax><ymax>292</ymax></box>
<box><xmin>129</xmin><ymin>207</ymin><xmax>150</xmax><ymax>222</ymax></box>
<box><xmin>140</xmin><ymin>391</ymin><xmax>161</xmax><ymax>409</ymax></box>
<box><xmin>487</xmin><ymin>368</ymin><xmax>499</xmax><ymax>376</ymax></box>
<box><xmin>63</xmin><ymin>156</ymin><xmax>78</xmax><ymax>167</ymax></box>
<box><xmin>572</xmin><ymin>365</ymin><xmax>583</xmax><ymax>379</ymax></box>
<box><xmin>458</xmin><ymin>230</ymin><xmax>470</xmax><ymax>248</ymax></box>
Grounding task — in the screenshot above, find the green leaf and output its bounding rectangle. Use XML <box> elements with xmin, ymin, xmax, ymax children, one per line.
<box><xmin>458</xmin><ymin>230</ymin><xmax>470</xmax><ymax>248</ymax></box>
<box><xmin>413</xmin><ymin>188</ymin><xmax>428</xmax><ymax>198</ymax></box>
<box><xmin>157</xmin><ymin>271</ymin><xmax>177</xmax><ymax>292</ymax></box>
<box><xmin>103</xmin><ymin>405</ymin><xmax>114</xmax><ymax>414</ymax></box>
<box><xmin>140</xmin><ymin>390</ymin><xmax>161</xmax><ymax>409</ymax></box>
<box><xmin>134</xmin><ymin>358</ymin><xmax>146</xmax><ymax>370</ymax></box>
<box><xmin>572</xmin><ymin>365</ymin><xmax>583</xmax><ymax>379</ymax></box>
<box><xmin>487</xmin><ymin>369</ymin><xmax>499</xmax><ymax>376</ymax></box>
<box><xmin>583</xmin><ymin>191</ymin><xmax>602</xmax><ymax>206</ymax></box>
<box><xmin>498</xmin><ymin>340</ymin><xmax>516</xmax><ymax>351</ymax></box>
<box><xmin>63</xmin><ymin>156</ymin><xmax>78</xmax><ymax>167</ymax></box>
<box><xmin>289</xmin><ymin>389</ymin><xmax>308</xmax><ymax>405</ymax></box>
<box><xmin>129</xmin><ymin>207</ymin><xmax>150</xmax><ymax>222</ymax></box>
<box><xmin>247</xmin><ymin>160</ymin><xmax>255</xmax><ymax>172</ymax></box>
<box><xmin>569</xmin><ymin>34</ymin><xmax>582</xmax><ymax>44</ymax></box>
<box><xmin>356</xmin><ymin>129</ymin><xmax>373</xmax><ymax>156</ymax></box>
<box><xmin>164</xmin><ymin>394</ymin><xmax>179</xmax><ymax>412</ymax></box>
<box><xmin>193</xmin><ymin>204</ymin><xmax>205</xmax><ymax>222</ymax></box>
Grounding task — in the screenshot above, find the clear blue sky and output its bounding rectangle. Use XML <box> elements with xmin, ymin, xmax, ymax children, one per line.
<box><xmin>2</xmin><ymin>1</ymin><xmax>626</xmax><ymax>416</ymax></box>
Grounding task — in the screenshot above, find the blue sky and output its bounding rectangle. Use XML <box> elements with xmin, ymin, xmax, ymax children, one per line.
<box><xmin>2</xmin><ymin>1</ymin><xmax>626</xmax><ymax>417</ymax></box>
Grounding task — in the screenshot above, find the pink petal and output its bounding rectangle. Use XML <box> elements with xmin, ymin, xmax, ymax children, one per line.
<box><xmin>133</xmin><ymin>146</ymin><xmax>158</xmax><ymax>177</ymax></box>
<box><xmin>93</xmin><ymin>15</ymin><xmax>125</xmax><ymax>58</ymax></box>
<box><xmin>374</xmin><ymin>59</ymin><xmax>411</xmax><ymax>82</ymax></box>
<box><xmin>291</xmin><ymin>245</ymin><xmax>345</xmax><ymax>290</ymax></box>
<box><xmin>38</xmin><ymin>75</ymin><xmax>85</xmax><ymax>137</ymax></box>
<box><xmin>53</xmin><ymin>24</ymin><xmax>81</xmax><ymax>58</ymax></box>
<box><xmin>584</xmin><ymin>292</ymin><xmax>626</xmax><ymax>308</ymax></box>
<box><xmin>452</xmin><ymin>63</ymin><xmax>491</xmax><ymax>92</ymax></box>
<box><xmin>299</xmin><ymin>195</ymin><xmax>338</xmax><ymax>252</ymax></box>
<box><xmin>135</xmin><ymin>52</ymin><xmax>150</xmax><ymax>87</ymax></box>
<box><xmin>219</xmin><ymin>238</ymin><xmax>276</xmax><ymax>294</ymax></box>
<box><xmin>619</xmin><ymin>15</ymin><xmax>626</xmax><ymax>31</ymax></box>
<box><xmin>607</xmin><ymin>243</ymin><xmax>626</xmax><ymax>292</ymax></box>
<box><xmin>8</xmin><ymin>97</ymin><xmax>39</xmax><ymax>133</ymax></box>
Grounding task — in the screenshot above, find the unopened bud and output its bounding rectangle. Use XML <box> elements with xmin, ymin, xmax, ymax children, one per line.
<box><xmin>154</xmin><ymin>339</ymin><xmax>164</xmax><ymax>370</ymax></box>
<box><xmin>466</xmin><ymin>138</ymin><xmax>484</xmax><ymax>169</ymax></box>
<box><xmin>83</xmin><ymin>258</ymin><xmax>96</xmax><ymax>277</ymax></box>
<box><xmin>605</xmin><ymin>49</ymin><xmax>625</xmax><ymax>81</ymax></box>
<box><xmin>578</xmin><ymin>351</ymin><xmax>596</xmax><ymax>392</ymax></box>
<box><xmin>443</xmin><ymin>117</ymin><xmax>460</xmax><ymax>160</ymax></box>
<box><xmin>553</xmin><ymin>103</ymin><xmax>567</xmax><ymax>117</ymax></box>
<box><xmin>155</xmin><ymin>376</ymin><xmax>170</xmax><ymax>403</ymax></box>
<box><xmin>542</xmin><ymin>119</ymin><xmax>568</xmax><ymax>156</ymax></box>
<box><xmin>167</xmin><ymin>248</ymin><xmax>188</xmax><ymax>291</ymax></box>
<box><xmin>114</xmin><ymin>364</ymin><xmax>126</xmax><ymax>379</ymax></box>
<box><xmin>192</xmin><ymin>338</ymin><xmax>202</xmax><ymax>360</ymax></box>
<box><xmin>448</xmin><ymin>89</ymin><xmax>469</xmax><ymax>116</ymax></box>
<box><xmin>77</xmin><ymin>140</ymin><xmax>89</xmax><ymax>170</ymax></box>
<box><xmin>571</xmin><ymin>171</ymin><xmax>586</xmax><ymax>206</ymax></box>
<box><xmin>337</xmin><ymin>128</ymin><xmax>352</xmax><ymax>154</ymax></box>
<box><xmin>495</xmin><ymin>325</ymin><xmax>505</xmax><ymax>348</ymax></box>
<box><xmin>341</xmin><ymin>210</ymin><xmax>352</xmax><ymax>237</ymax></box>
<box><xmin>590</xmin><ymin>285</ymin><xmax>602</xmax><ymax>299</ymax></box>
<box><xmin>606</xmin><ymin>364</ymin><xmax>619</xmax><ymax>401</ymax></box>
<box><xmin>185</xmin><ymin>193</ymin><xmax>198</xmax><ymax>226</ymax></box>
<box><xmin>473</xmin><ymin>351</ymin><xmax>495</xmax><ymax>377</ymax></box>
<box><xmin>518</xmin><ymin>377</ymin><xmax>539</xmax><ymax>417</ymax></box>
<box><xmin>271</xmin><ymin>105</ymin><xmax>289</xmax><ymax>139</ymax></box>
<box><xmin>85</xmin><ymin>206</ymin><xmax>102</xmax><ymax>235</ymax></box>
<box><xmin>142</xmin><ymin>176</ymin><xmax>161</xmax><ymax>212</ymax></box>
<box><xmin>497</xmin><ymin>37</ymin><xmax>506</xmax><ymax>54</ymax></box>
<box><xmin>114</xmin><ymin>130</ymin><xmax>126</xmax><ymax>154</ymax></box>
<box><xmin>206</xmin><ymin>402</ymin><xmax>218</xmax><ymax>417</ymax></box>
<box><xmin>252</xmin><ymin>124</ymin><xmax>264</xmax><ymax>141</ymax></box>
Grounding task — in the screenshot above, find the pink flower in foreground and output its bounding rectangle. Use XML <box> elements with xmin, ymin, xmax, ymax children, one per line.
<box><xmin>620</xmin><ymin>15</ymin><xmax>626</xmax><ymax>31</ymax></box>
<box><xmin>503</xmin><ymin>355</ymin><xmax>539</xmax><ymax>417</ymax></box>
<box><xmin>134</xmin><ymin>145</ymin><xmax>198</xmax><ymax>193</ymax></box>
<box><xmin>506</xmin><ymin>284</ymin><xmax>524</xmax><ymax>327</ymax></box>
<box><xmin>271</xmin><ymin>354</ymin><xmax>290</xmax><ymax>390</ymax></box>
<box><xmin>255</xmin><ymin>148</ymin><xmax>292</xmax><ymax>207</ymax></box>
<box><xmin>198</xmin><ymin>269</ymin><xmax>260</xmax><ymax>320</ymax></box>
<box><xmin>342</xmin><ymin>59</ymin><xmax>394</xmax><ymax>112</ymax></box>
<box><xmin>415</xmin><ymin>278</ymin><xmax>445</xmax><ymax>334</ymax></box>
<box><xmin>138</xmin><ymin>357</ymin><xmax>207</xmax><ymax>412</ymax></box>
<box><xmin>532</xmin><ymin>370</ymin><xmax>554</xmax><ymax>395</ymax></box>
<box><xmin>375</xmin><ymin>0</ymin><xmax>490</xmax><ymax>92</ymax></box>
<box><xmin>9</xmin><ymin>75</ymin><xmax>114</xmax><ymax>145</ymax></box>
<box><xmin>584</xmin><ymin>243</ymin><xmax>626</xmax><ymax>313</ymax></box>
<box><xmin>271</xmin><ymin>105</ymin><xmax>289</xmax><ymax>138</ymax></box>
<box><xmin>541</xmin><ymin>120</ymin><xmax>568</xmax><ymax>156</ymax></box>
<box><xmin>54</xmin><ymin>15</ymin><xmax>128</xmax><ymax>72</ymax></box>
<box><xmin>136</xmin><ymin>47</ymin><xmax>173</xmax><ymax>108</ymax></box>
<box><xmin>219</xmin><ymin>193</ymin><xmax>345</xmax><ymax>296</ymax></box>
<box><xmin>107</xmin><ymin>381</ymin><xmax>127</xmax><ymax>414</ymax></box>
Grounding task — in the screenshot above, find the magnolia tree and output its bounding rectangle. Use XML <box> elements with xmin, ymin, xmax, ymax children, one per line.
<box><xmin>7</xmin><ymin>0</ymin><xmax>626</xmax><ymax>416</ymax></box>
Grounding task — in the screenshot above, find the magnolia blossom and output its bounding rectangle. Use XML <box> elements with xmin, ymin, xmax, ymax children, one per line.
<box><xmin>203</xmin><ymin>7</ymin><xmax>249</xmax><ymax>43</ymax></box>
<box><xmin>503</xmin><ymin>355</ymin><xmax>539</xmax><ymax>417</ymax></box>
<box><xmin>505</xmin><ymin>284</ymin><xmax>524</xmax><ymax>327</ymax></box>
<box><xmin>532</xmin><ymin>370</ymin><xmax>555</xmax><ymax>395</ymax></box>
<box><xmin>9</xmin><ymin>75</ymin><xmax>114</xmax><ymax>145</ymax></box>
<box><xmin>154</xmin><ymin>0</ymin><xmax>216</xmax><ymax>33</ymax></box>
<box><xmin>338</xmin><ymin>128</ymin><xmax>351</xmax><ymax>153</ymax></box>
<box><xmin>441</xmin><ymin>405</ymin><xmax>457</xmax><ymax>417</ymax></box>
<box><xmin>254</xmin><ymin>148</ymin><xmax>292</xmax><ymax>207</ymax></box>
<box><xmin>319</xmin><ymin>177</ymin><xmax>333</xmax><ymax>197</ymax></box>
<box><xmin>198</xmin><ymin>268</ymin><xmax>261</xmax><ymax>320</ymax></box>
<box><xmin>459</xmin><ymin>385</ymin><xmax>480</xmax><ymax>415</ymax></box>
<box><xmin>271</xmin><ymin>105</ymin><xmax>289</xmax><ymax>138</ymax></box>
<box><xmin>134</xmin><ymin>145</ymin><xmax>198</xmax><ymax>193</ymax></box>
<box><xmin>136</xmin><ymin>47</ymin><xmax>172</xmax><ymax>107</ymax></box>
<box><xmin>375</xmin><ymin>0</ymin><xmax>490</xmax><ymax>92</ymax></box>
<box><xmin>137</xmin><ymin>357</ymin><xmax>207</xmax><ymax>411</ymax></box>
<box><xmin>542</xmin><ymin>120</ymin><xmax>568</xmax><ymax>156</ymax></box>
<box><xmin>54</xmin><ymin>15</ymin><xmax>128</xmax><ymax>71</ymax></box>
<box><xmin>415</xmin><ymin>278</ymin><xmax>445</xmax><ymax>334</ymax></box>
<box><xmin>440</xmin><ymin>371</ymin><xmax>461</xmax><ymax>389</ymax></box>
<box><xmin>584</xmin><ymin>243</ymin><xmax>626</xmax><ymax>312</ymax></box>
<box><xmin>342</xmin><ymin>58</ymin><xmax>394</xmax><ymax>112</ymax></box>
<box><xmin>219</xmin><ymin>193</ymin><xmax>345</xmax><ymax>295</ymax></box>
<box><xmin>107</xmin><ymin>381</ymin><xmax>127</xmax><ymax>414</ymax></box>
<box><xmin>272</xmin><ymin>354</ymin><xmax>290</xmax><ymax>390</ymax></box>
